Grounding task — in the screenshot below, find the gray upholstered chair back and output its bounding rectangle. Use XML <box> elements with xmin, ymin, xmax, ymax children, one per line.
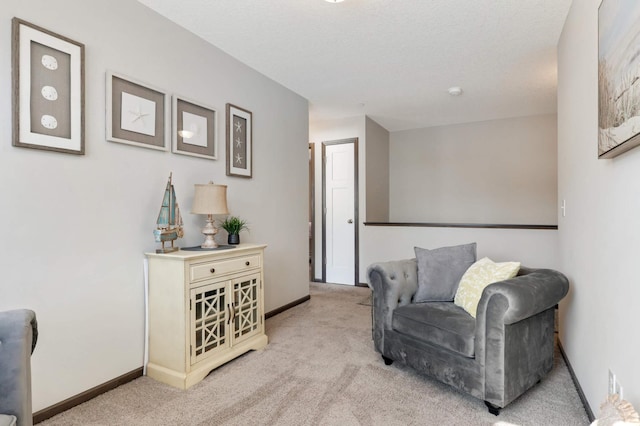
<box><xmin>0</xmin><ymin>309</ymin><xmax>38</xmax><ymax>426</ymax></box>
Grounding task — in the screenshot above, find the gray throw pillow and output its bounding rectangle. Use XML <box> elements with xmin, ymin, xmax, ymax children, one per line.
<box><xmin>414</xmin><ymin>243</ymin><xmax>477</xmax><ymax>302</ymax></box>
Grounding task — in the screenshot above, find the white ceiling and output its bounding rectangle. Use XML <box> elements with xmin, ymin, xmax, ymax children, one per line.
<box><xmin>137</xmin><ymin>0</ymin><xmax>572</xmax><ymax>132</ymax></box>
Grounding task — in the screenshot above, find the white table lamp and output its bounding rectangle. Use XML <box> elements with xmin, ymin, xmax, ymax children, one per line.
<box><xmin>191</xmin><ymin>182</ymin><xmax>229</xmax><ymax>248</ymax></box>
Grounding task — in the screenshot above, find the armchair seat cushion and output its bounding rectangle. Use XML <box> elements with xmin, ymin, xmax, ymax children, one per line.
<box><xmin>392</xmin><ymin>302</ymin><xmax>476</xmax><ymax>358</ymax></box>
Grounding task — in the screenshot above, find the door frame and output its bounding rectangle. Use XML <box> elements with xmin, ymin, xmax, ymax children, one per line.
<box><xmin>321</xmin><ymin>138</ymin><xmax>359</xmax><ymax>285</ymax></box>
<box><xmin>309</xmin><ymin>143</ymin><xmax>316</xmax><ymax>282</ymax></box>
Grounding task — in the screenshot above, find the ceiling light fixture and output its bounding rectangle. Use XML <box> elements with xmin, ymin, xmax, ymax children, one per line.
<box><xmin>325</xmin><ymin>0</ymin><xmax>345</xmax><ymax>3</ymax></box>
<box><xmin>448</xmin><ymin>86</ymin><xmax>463</xmax><ymax>96</ymax></box>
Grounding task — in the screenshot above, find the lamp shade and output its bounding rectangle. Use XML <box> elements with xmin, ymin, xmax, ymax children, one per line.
<box><xmin>191</xmin><ymin>183</ymin><xmax>229</xmax><ymax>215</ymax></box>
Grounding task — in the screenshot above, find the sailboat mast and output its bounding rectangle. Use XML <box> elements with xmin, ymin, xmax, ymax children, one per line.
<box><xmin>168</xmin><ymin>172</ymin><xmax>173</xmax><ymax>227</ymax></box>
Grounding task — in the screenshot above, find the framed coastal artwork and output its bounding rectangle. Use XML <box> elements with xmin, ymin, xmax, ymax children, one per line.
<box><xmin>106</xmin><ymin>71</ymin><xmax>170</xmax><ymax>151</ymax></box>
<box><xmin>226</xmin><ymin>104</ymin><xmax>252</xmax><ymax>178</ymax></box>
<box><xmin>172</xmin><ymin>96</ymin><xmax>217</xmax><ymax>160</ymax></box>
<box><xmin>598</xmin><ymin>0</ymin><xmax>640</xmax><ymax>158</ymax></box>
<box><xmin>12</xmin><ymin>18</ymin><xmax>85</xmax><ymax>155</ymax></box>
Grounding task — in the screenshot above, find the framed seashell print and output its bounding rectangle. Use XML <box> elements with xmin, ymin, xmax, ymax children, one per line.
<box><xmin>226</xmin><ymin>104</ymin><xmax>253</xmax><ymax>178</ymax></box>
<box><xmin>106</xmin><ymin>71</ymin><xmax>170</xmax><ymax>151</ymax></box>
<box><xmin>12</xmin><ymin>18</ymin><xmax>85</xmax><ymax>155</ymax></box>
<box><xmin>172</xmin><ymin>95</ymin><xmax>217</xmax><ymax>160</ymax></box>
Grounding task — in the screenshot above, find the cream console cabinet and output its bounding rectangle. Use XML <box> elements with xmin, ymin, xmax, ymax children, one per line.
<box><xmin>145</xmin><ymin>244</ymin><xmax>268</xmax><ymax>389</ymax></box>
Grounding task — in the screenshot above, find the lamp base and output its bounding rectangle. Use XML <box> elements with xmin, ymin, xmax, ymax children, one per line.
<box><xmin>201</xmin><ymin>238</ymin><xmax>219</xmax><ymax>249</ymax></box>
<box><xmin>200</xmin><ymin>215</ymin><xmax>219</xmax><ymax>249</ymax></box>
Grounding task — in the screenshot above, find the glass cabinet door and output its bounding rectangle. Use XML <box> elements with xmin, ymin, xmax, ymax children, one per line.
<box><xmin>190</xmin><ymin>281</ymin><xmax>230</xmax><ymax>364</ymax></box>
<box><xmin>231</xmin><ymin>273</ymin><xmax>261</xmax><ymax>346</ymax></box>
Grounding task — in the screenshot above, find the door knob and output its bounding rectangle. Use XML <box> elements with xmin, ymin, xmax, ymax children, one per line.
<box><xmin>347</xmin><ymin>219</ymin><xmax>353</xmax><ymax>224</ymax></box>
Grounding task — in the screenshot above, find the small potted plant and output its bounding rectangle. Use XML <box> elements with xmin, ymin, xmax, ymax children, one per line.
<box><xmin>219</xmin><ymin>216</ymin><xmax>249</xmax><ymax>245</ymax></box>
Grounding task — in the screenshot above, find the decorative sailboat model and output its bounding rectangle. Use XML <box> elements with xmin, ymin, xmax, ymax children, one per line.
<box><xmin>153</xmin><ymin>173</ymin><xmax>184</xmax><ymax>253</ymax></box>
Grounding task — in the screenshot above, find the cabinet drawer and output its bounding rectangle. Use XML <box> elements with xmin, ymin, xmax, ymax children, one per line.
<box><xmin>190</xmin><ymin>255</ymin><xmax>261</xmax><ymax>283</ymax></box>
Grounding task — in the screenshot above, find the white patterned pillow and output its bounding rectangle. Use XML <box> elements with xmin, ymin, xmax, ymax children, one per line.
<box><xmin>454</xmin><ymin>257</ymin><xmax>520</xmax><ymax>318</ymax></box>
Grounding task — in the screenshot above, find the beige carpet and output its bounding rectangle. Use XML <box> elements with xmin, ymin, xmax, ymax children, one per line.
<box><xmin>40</xmin><ymin>283</ymin><xmax>590</xmax><ymax>425</ymax></box>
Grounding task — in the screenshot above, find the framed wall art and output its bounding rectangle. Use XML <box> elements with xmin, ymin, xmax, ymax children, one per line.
<box><xmin>226</xmin><ymin>104</ymin><xmax>252</xmax><ymax>178</ymax></box>
<box><xmin>12</xmin><ymin>18</ymin><xmax>85</xmax><ymax>155</ymax></box>
<box><xmin>172</xmin><ymin>96</ymin><xmax>217</xmax><ymax>160</ymax></box>
<box><xmin>598</xmin><ymin>0</ymin><xmax>640</xmax><ymax>159</ymax></box>
<box><xmin>106</xmin><ymin>71</ymin><xmax>169</xmax><ymax>151</ymax></box>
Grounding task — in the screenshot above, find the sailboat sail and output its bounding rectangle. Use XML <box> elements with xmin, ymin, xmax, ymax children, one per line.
<box><xmin>156</xmin><ymin>180</ymin><xmax>172</xmax><ymax>228</ymax></box>
<box><xmin>154</xmin><ymin>173</ymin><xmax>183</xmax><ymax>252</ymax></box>
<box><xmin>169</xmin><ymin>185</ymin><xmax>177</xmax><ymax>225</ymax></box>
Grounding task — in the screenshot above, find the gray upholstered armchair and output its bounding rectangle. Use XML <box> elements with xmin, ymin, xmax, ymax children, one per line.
<box><xmin>368</xmin><ymin>259</ymin><xmax>569</xmax><ymax>415</ymax></box>
<box><xmin>0</xmin><ymin>310</ymin><xmax>38</xmax><ymax>426</ymax></box>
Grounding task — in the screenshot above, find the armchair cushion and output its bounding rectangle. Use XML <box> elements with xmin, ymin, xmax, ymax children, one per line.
<box><xmin>414</xmin><ymin>242</ymin><xmax>477</xmax><ymax>302</ymax></box>
<box><xmin>454</xmin><ymin>257</ymin><xmax>520</xmax><ymax>318</ymax></box>
<box><xmin>393</xmin><ymin>302</ymin><xmax>476</xmax><ymax>357</ymax></box>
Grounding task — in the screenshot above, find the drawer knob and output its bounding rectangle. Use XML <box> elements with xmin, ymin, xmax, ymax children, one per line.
<box><xmin>245</xmin><ymin>261</ymin><xmax>250</xmax><ymax>266</ymax></box>
<box><xmin>210</xmin><ymin>268</ymin><xmax>216</xmax><ymax>273</ymax></box>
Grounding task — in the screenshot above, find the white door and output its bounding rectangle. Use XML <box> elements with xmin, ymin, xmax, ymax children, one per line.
<box><xmin>325</xmin><ymin>142</ymin><xmax>355</xmax><ymax>285</ymax></box>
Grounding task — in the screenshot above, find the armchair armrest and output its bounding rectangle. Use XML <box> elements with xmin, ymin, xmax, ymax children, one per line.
<box><xmin>367</xmin><ymin>259</ymin><xmax>418</xmax><ymax>322</ymax></box>
<box><xmin>367</xmin><ymin>259</ymin><xmax>418</xmax><ymax>352</ymax></box>
<box><xmin>475</xmin><ymin>268</ymin><xmax>568</xmax><ymax>407</ymax></box>
<box><xmin>0</xmin><ymin>310</ymin><xmax>38</xmax><ymax>355</ymax></box>
<box><xmin>0</xmin><ymin>309</ymin><xmax>37</xmax><ymax>426</ymax></box>
<box><xmin>477</xmin><ymin>268</ymin><xmax>569</xmax><ymax>325</ymax></box>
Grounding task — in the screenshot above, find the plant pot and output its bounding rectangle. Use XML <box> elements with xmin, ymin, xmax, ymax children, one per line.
<box><xmin>228</xmin><ymin>233</ymin><xmax>240</xmax><ymax>245</ymax></box>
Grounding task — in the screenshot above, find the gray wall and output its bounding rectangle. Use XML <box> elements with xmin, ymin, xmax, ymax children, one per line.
<box><xmin>390</xmin><ymin>115</ymin><xmax>558</xmax><ymax>224</ymax></box>
<box><xmin>309</xmin><ymin>116</ymin><xmax>365</xmax><ymax>280</ymax></box>
<box><xmin>364</xmin><ymin>117</ymin><xmax>390</xmax><ymax>222</ymax></box>
<box><xmin>558</xmin><ymin>0</ymin><xmax>640</xmax><ymax>412</ymax></box>
<box><xmin>1</xmin><ymin>0</ymin><xmax>309</xmax><ymax>411</ymax></box>
<box><xmin>310</xmin><ymin>116</ymin><xmax>559</xmax><ymax>286</ymax></box>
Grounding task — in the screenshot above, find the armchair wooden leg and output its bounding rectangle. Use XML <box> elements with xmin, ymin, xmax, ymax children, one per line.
<box><xmin>382</xmin><ymin>355</ymin><xmax>393</xmax><ymax>365</ymax></box>
<box><xmin>485</xmin><ymin>401</ymin><xmax>501</xmax><ymax>416</ymax></box>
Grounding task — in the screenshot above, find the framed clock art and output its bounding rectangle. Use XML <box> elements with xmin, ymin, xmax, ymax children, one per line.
<box><xmin>106</xmin><ymin>71</ymin><xmax>170</xmax><ymax>151</ymax></box>
<box><xmin>12</xmin><ymin>18</ymin><xmax>85</xmax><ymax>155</ymax></box>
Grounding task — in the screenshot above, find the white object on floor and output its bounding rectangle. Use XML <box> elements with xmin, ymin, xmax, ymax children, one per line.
<box><xmin>591</xmin><ymin>394</ymin><xmax>640</xmax><ymax>425</ymax></box>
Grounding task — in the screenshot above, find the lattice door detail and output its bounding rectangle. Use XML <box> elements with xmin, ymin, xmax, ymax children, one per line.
<box><xmin>191</xmin><ymin>282</ymin><xmax>229</xmax><ymax>364</ymax></box>
<box><xmin>232</xmin><ymin>273</ymin><xmax>261</xmax><ymax>345</ymax></box>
